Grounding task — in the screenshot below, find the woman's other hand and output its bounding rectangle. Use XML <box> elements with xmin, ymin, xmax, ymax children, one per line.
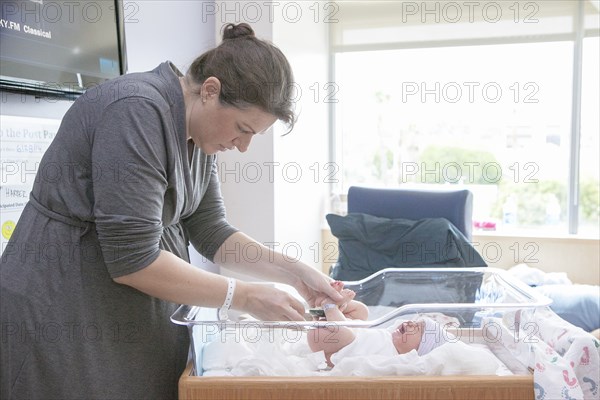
<box><xmin>233</xmin><ymin>281</ymin><xmax>307</xmax><ymax>321</ymax></box>
<box><xmin>292</xmin><ymin>268</ymin><xmax>344</xmax><ymax>308</ymax></box>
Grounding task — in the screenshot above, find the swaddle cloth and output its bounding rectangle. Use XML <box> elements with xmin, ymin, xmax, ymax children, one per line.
<box><xmin>201</xmin><ymin>325</ymin><xmax>509</xmax><ymax>377</ymax></box>
<box><xmin>331</xmin><ymin>328</ymin><xmax>398</xmax><ymax>366</ymax></box>
<box><xmin>329</xmin><ymin>340</ymin><xmax>503</xmax><ymax>376</ymax></box>
<box><xmin>202</xmin><ymin>328</ymin><xmax>327</xmax><ymax>376</ymax></box>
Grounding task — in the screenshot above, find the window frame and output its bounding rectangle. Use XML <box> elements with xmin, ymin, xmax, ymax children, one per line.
<box><xmin>329</xmin><ymin>0</ymin><xmax>599</xmax><ymax>236</ymax></box>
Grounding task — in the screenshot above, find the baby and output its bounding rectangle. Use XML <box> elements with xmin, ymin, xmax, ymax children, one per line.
<box><xmin>308</xmin><ymin>282</ymin><xmax>453</xmax><ymax>367</ymax></box>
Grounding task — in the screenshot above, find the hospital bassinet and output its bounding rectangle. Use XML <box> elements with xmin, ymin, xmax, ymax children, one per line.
<box><xmin>171</xmin><ymin>267</ymin><xmax>551</xmax><ymax>400</ymax></box>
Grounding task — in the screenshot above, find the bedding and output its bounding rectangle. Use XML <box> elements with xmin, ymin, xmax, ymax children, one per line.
<box><xmin>199</xmin><ymin>312</ymin><xmax>508</xmax><ymax>378</ymax></box>
<box><xmin>508</xmin><ymin>263</ymin><xmax>600</xmax><ymax>333</ymax></box>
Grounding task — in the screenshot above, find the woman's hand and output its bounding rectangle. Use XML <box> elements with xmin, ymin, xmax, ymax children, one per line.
<box><xmin>310</xmin><ymin>280</ymin><xmax>349</xmax><ymax>310</ymax></box>
<box><xmin>292</xmin><ymin>267</ymin><xmax>344</xmax><ymax>308</ymax></box>
<box><xmin>313</xmin><ymin>282</ymin><xmax>370</xmax><ymax>321</ymax></box>
<box><xmin>233</xmin><ymin>281</ymin><xmax>307</xmax><ymax>321</ymax></box>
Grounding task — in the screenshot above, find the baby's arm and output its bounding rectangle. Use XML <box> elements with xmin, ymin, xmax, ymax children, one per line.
<box><xmin>341</xmin><ymin>299</ymin><xmax>369</xmax><ymax>321</ymax></box>
<box><xmin>325</xmin><ymin>282</ymin><xmax>370</xmax><ymax>321</ymax></box>
<box><xmin>307</xmin><ymin>295</ymin><xmax>356</xmax><ymax>366</ymax></box>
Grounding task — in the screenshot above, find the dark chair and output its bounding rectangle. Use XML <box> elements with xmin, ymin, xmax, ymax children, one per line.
<box><xmin>347</xmin><ymin>186</ymin><xmax>473</xmax><ymax>239</ymax></box>
<box><xmin>339</xmin><ymin>187</ymin><xmax>482</xmax><ymax>326</ymax></box>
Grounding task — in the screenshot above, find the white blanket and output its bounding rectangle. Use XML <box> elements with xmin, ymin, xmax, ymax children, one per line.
<box><xmin>201</xmin><ymin>324</ymin><xmax>506</xmax><ymax>377</ymax></box>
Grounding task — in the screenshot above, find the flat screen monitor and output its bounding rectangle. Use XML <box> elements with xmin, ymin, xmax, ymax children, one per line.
<box><xmin>0</xmin><ymin>0</ymin><xmax>127</xmax><ymax>99</ymax></box>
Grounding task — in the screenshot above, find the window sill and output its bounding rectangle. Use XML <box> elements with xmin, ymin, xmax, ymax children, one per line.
<box><xmin>324</xmin><ymin>225</ymin><xmax>599</xmax><ymax>243</ymax></box>
<box><xmin>473</xmin><ymin>230</ymin><xmax>599</xmax><ymax>243</ymax></box>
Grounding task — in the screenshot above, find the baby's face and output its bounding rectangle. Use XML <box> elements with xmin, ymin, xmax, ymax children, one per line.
<box><xmin>391</xmin><ymin>320</ymin><xmax>424</xmax><ymax>354</ymax></box>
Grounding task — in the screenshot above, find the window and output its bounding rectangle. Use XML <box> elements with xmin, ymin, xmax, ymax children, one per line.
<box><xmin>332</xmin><ymin>0</ymin><xmax>599</xmax><ymax>236</ymax></box>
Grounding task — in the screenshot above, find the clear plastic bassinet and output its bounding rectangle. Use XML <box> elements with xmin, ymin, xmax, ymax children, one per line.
<box><xmin>171</xmin><ymin>267</ymin><xmax>552</xmax><ymax>375</ymax></box>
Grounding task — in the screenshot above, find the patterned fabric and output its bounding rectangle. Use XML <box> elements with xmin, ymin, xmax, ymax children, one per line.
<box><xmin>489</xmin><ymin>307</ymin><xmax>599</xmax><ymax>400</ymax></box>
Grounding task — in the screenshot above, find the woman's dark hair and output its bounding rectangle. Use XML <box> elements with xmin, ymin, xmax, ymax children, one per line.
<box><xmin>187</xmin><ymin>23</ymin><xmax>296</xmax><ymax>130</ymax></box>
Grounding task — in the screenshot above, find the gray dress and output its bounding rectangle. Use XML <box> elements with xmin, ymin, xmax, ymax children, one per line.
<box><xmin>0</xmin><ymin>62</ymin><xmax>238</xmax><ymax>399</ymax></box>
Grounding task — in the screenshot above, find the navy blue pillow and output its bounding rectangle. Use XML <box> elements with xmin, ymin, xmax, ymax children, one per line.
<box><xmin>327</xmin><ymin>213</ymin><xmax>486</xmax><ymax>281</ymax></box>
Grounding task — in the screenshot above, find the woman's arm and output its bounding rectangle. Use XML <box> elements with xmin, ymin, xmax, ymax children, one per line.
<box><xmin>214</xmin><ymin>231</ymin><xmax>344</xmax><ymax>306</ymax></box>
<box><xmin>182</xmin><ymin>161</ymin><xmax>343</xmax><ymax>308</ymax></box>
<box><xmin>114</xmin><ymin>250</ymin><xmax>308</xmax><ymax>320</ymax></box>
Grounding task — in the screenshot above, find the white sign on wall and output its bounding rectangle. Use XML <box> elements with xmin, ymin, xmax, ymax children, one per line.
<box><xmin>0</xmin><ymin>115</ymin><xmax>61</xmax><ymax>254</ymax></box>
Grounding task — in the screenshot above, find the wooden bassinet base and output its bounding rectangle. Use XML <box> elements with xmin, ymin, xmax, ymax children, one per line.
<box><xmin>178</xmin><ymin>362</ymin><xmax>533</xmax><ymax>400</ymax></box>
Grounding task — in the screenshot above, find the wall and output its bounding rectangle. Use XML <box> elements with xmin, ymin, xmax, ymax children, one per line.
<box><xmin>214</xmin><ymin>2</ymin><xmax>331</xmax><ymax>280</ymax></box>
<box><xmin>122</xmin><ymin>0</ymin><xmax>217</xmax><ymax>271</ymax></box>
<box><xmin>272</xmin><ymin>4</ymin><xmax>331</xmax><ymax>272</ymax></box>
<box><xmin>471</xmin><ymin>233</ymin><xmax>600</xmax><ymax>285</ymax></box>
<box><xmin>124</xmin><ymin>1</ymin><xmax>215</xmax><ymax>74</ymax></box>
<box><xmin>215</xmin><ymin>13</ymin><xmax>275</xmax><ymax>245</ymax></box>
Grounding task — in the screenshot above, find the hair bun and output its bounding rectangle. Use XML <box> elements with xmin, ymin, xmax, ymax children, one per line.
<box><xmin>222</xmin><ymin>23</ymin><xmax>255</xmax><ymax>40</ymax></box>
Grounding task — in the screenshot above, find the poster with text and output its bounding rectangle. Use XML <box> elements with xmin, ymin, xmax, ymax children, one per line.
<box><xmin>1</xmin><ymin>115</ymin><xmax>61</xmax><ymax>255</ymax></box>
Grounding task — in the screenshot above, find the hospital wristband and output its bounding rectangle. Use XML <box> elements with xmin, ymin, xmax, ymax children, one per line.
<box><xmin>322</xmin><ymin>303</ymin><xmax>337</xmax><ymax>311</ymax></box>
<box><xmin>218</xmin><ymin>278</ymin><xmax>236</xmax><ymax>321</ymax></box>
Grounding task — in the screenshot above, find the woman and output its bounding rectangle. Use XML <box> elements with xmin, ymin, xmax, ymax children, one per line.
<box><xmin>0</xmin><ymin>23</ymin><xmax>342</xmax><ymax>399</ymax></box>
